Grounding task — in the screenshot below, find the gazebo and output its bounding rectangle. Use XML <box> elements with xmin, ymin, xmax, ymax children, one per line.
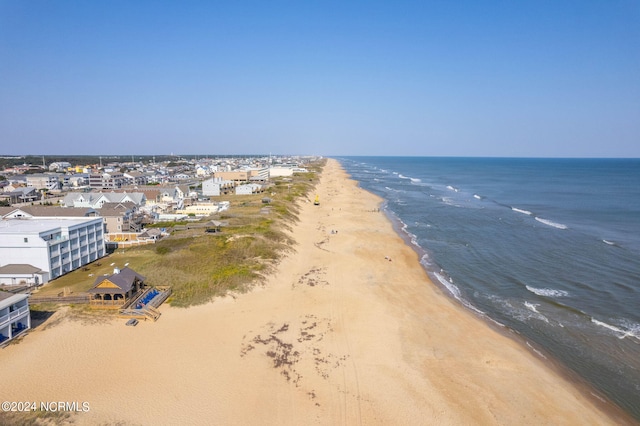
<box><xmin>89</xmin><ymin>267</ymin><xmax>145</xmax><ymax>308</ymax></box>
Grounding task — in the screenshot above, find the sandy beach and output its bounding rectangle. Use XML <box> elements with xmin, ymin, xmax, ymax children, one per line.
<box><xmin>0</xmin><ymin>159</ymin><xmax>631</xmax><ymax>425</ymax></box>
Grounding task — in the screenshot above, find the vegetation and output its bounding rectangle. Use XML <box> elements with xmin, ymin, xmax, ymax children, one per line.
<box><xmin>34</xmin><ymin>159</ymin><xmax>325</xmax><ymax>308</ymax></box>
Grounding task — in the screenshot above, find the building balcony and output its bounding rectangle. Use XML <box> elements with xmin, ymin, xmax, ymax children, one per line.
<box><xmin>0</xmin><ymin>306</ymin><xmax>29</xmax><ymax>328</ymax></box>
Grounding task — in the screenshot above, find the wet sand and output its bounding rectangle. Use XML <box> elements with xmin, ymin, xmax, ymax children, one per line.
<box><xmin>0</xmin><ymin>158</ymin><xmax>631</xmax><ymax>425</ymax></box>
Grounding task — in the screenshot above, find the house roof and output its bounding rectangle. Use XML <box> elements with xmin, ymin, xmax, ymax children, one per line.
<box><xmin>13</xmin><ymin>206</ymin><xmax>98</xmax><ymax>217</ymax></box>
<box><xmin>138</xmin><ymin>228</ymin><xmax>162</xmax><ymax>238</ymax></box>
<box><xmin>89</xmin><ymin>267</ymin><xmax>145</xmax><ymax>294</ymax></box>
<box><xmin>9</xmin><ymin>187</ymin><xmax>37</xmax><ymax>195</ymax></box>
<box><xmin>0</xmin><ymin>290</ymin><xmax>29</xmax><ymax>306</ymax></box>
<box><xmin>0</xmin><ymin>264</ymin><xmax>45</xmax><ymax>275</ymax></box>
<box><xmin>64</xmin><ymin>192</ymin><xmax>146</xmax><ymax>207</ymax></box>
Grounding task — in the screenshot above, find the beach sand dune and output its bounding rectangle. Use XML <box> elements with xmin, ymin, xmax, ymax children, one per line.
<box><xmin>0</xmin><ymin>159</ymin><xmax>631</xmax><ymax>425</ymax></box>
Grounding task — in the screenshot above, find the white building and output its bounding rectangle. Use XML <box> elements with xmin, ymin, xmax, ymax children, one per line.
<box><xmin>26</xmin><ymin>174</ymin><xmax>61</xmax><ymax>191</ymax></box>
<box><xmin>202</xmin><ymin>177</ymin><xmax>234</xmax><ymax>197</ymax></box>
<box><xmin>0</xmin><ymin>217</ymin><xmax>106</xmax><ymax>281</ymax></box>
<box><xmin>175</xmin><ymin>203</ymin><xmax>220</xmax><ymax>217</ymax></box>
<box><xmin>0</xmin><ymin>264</ymin><xmax>49</xmax><ymax>287</ymax></box>
<box><xmin>235</xmin><ymin>183</ymin><xmax>263</xmax><ymax>195</ymax></box>
<box><xmin>269</xmin><ymin>165</ymin><xmax>308</xmax><ymax>178</ymax></box>
<box><xmin>62</xmin><ymin>192</ymin><xmax>146</xmax><ymax>209</ymax></box>
<box><xmin>0</xmin><ymin>291</ymin><xmax>30</xmax><ymax>344</ymax></box>
<box><xmin>49</xmin><ymin>161</ymin><xmax>72</xmax><ymax>172</ymax></box>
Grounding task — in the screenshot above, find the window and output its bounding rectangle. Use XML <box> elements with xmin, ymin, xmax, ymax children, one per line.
<box><xmin>24</xmin><ymin>237</ymin><xmax>28</xmax><ymax>243</ymax></box>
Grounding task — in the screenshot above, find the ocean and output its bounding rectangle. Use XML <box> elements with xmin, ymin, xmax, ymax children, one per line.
<box><xmin>337</xmin><ymin>156</ymin><xmax>640</xmax><ymax>420</ymax></box>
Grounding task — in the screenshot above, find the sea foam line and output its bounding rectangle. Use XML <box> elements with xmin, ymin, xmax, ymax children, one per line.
<box><xmin>524</xmin><ymin>302</ymin><xmax>550</xmax><ymax>323</ymax></box>
<box><xmin>512</xmin><ymin>207</ymin><xmax>532</xmax><ymax>215</ymax></box>
<box><xmin>433</xmin><ymin>272</ymin><xmax>487</xmax><ymax>318</ymax></box>
<box><xmin>526</xmin><ymin>285</ymin><xmax>569</xmax><ymax>298</ymax></box>
<box><xmin>591</xmin><ymin>318</ymin><xmax>640</xmax><ymax>340</ymax></box>
<box><xmin>535</xmin><ymin>217</ymin><xmax>568</xmax><ymax>229</ymax></box>
<box><xmin>526</xmin><ymin>341</ymin><xmax>548</xmax><ymax>359</ymax></box>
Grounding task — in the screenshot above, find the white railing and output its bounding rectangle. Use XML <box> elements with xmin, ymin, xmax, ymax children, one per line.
<box><xmin>0</xmin><ymin>306</ymin><xmax>28</xmax><ymax>327</ymax></box>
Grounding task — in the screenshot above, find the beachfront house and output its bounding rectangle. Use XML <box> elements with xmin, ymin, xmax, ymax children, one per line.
<box><xmin>202</xmin><ymin>177</ymin><xmax>235</xmax><ymax>197</ymax></box>
<box><xmin>235</xmin><ymin>183</ymin><xmax>264</xmax><ymax>195</ymax></box>
<box><xmin>88</xmin><ymin>267</ymin><xmax>145</xmax><ymax>308</ymax></box>
<box><xmin>0</xmin><ymin>264</ymin><xmax>49</xmax><ymax>287</ymax></box>
<box><xmin>0</xmin><ymin>291</ymin><xmax>30</xmax><ymax>344</ymax></box>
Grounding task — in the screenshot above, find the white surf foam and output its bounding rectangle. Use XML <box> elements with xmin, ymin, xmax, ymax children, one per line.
<box><xmin>400</xmin><ymin>220</ymin><xmax>420</xmax><ymax>248</ymax></box>
<box><xmin>441</xmin><ymin>197</ymin><xmax>460</xmax><ymax>207</ymax></box>
<box><xmin>535</xmin><ymin>217</ymin><xmax>568</xmax><ymax>229</ymax></box>
<box><xmin>473</xmin><ymin>194</ymin><xmax>482</xmax><ymax>200</ymax></box>
<box><xmin>512</xmin><ymin>207</ymin><xmax>532</xmax><ymax>215</ymax></box>
<box><xmin>410</xmin><ymin>177</ymin><xmax>421</xmax><ymax>183</ymax></box>
<box><xmin>526</xmin><ymin>285</ymin><xmax>569</xmax><ymax>297</ymax></box>
<box><xmin>384</xmin><ymin>186</ymin><xmax>405</xmax><ymax>193</ymax></box>
<box><xmin>524</xmin><ymin>301</ymin><xmax>540</xmax><ymax>313</ymax></box>
<box><xmin>591</xmin><ymin>318</ymin><xmax>640</xmax><ymax>340</ymax></box>
<box><xmin>446</xmin><ymin>185</ymin><xmax>459</xmax><ymax>192</ymax></box>
<box><xmin>526</xmin><ymin>341</ymin><xmax>548</xmax><ymax>359</ymax></box>
<box><xmin>602</xmin><ymin>239</ymin><xmax>616</xmax><ymax>246</ymax></box>
<box><xmin>434</xmin><ymin>272</ymin><xmax>461</xmax><ymax>299</ymax></box>
<box><xmin>524</xmin><ymin>302</ymin><xmax>550</xmax><ymax>323</ymax></box>
<box><xmin>433</xmin><ymin>273</ymin><xmax>486</xmax><ymax>317</ymax></box>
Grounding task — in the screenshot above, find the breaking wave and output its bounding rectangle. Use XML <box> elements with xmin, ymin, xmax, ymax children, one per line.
<box><xmin>535</xmin><ymin>217</ymin><xmax>568</xmax><ymax>229</ymax></box>
<box><xmin>526</xmin><ymin>286</ymin><xmax>569</xmax><ymax>298</ymax></box>
<box><xmin>591</xmin><ymin>318</ymin><xmax>640</xmax><ymax>340</ymax></box>
<box><xmin>512</xmin><ymin>207</ymin><xmax>532</xmax><ymax>215</ymax></box>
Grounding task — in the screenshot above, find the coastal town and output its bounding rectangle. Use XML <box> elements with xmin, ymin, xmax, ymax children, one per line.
<box><xmin>0</xmin><ymin>154</ymin><xmax>319</xmax><ymax>344</ymax></box>
<box><xmin>0</xmin><ymin>158</ymin><xmax>632</xmax><ymax>426</ymax></box>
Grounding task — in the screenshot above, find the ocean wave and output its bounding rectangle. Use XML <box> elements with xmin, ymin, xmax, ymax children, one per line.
<box><xmin>398</xmin><ymin>174</ymin><xmax>410</xmax><ymax>180</ymax></box>
<box><xmin>384</xmin><ymin>186</ymin><xmax>405</xmax><ymax>193</ymax></box>
<box><xmin>486</xmin><ymin>294</ymin><xmax>550</xmax><ymax>325</ymax></box>
<box><xmin>473</xmin><ymin>194</ymin><xmax>482</xmax><ymax>200</ymax></box>
<box><xmin>526</xmin><ymin>285</ymin><xmax>569</xmax><ymax>298</ymax></box>
<box><xmin>512</xmin><ymin>207</ymin><xmax>532</xmax><ymax>215</ymax></box>
<box><xmin>399</xmin><ymin>219</ymin><xmax>420</xmax><ymax>248</ymax></box>
<box><xmin>524</xmin><ymin>302</ymin><xmax>550</xmax><ymax>323</ymax></box>
<box><xmin>434</xmin><ymin>272</ymin><xmax>461</xmax><ymax>299</ymax></box>
<box><xmin>446</xmin><ymin>185</ymin><xmax>459</xmax><ymax>192</ymax></box>
<box><xmin>591</xmin><ymin>318</ymin><xmax>640</xmax><ymax>340</ymax></box>
<box><xmin>602</xmin><ymin>239</ymin><xmax>616</xmax><ymax>246</ymax></box>
<box><xmin>433</xmin><ymin>272</ymin><xmax>486</xmax><ymax>317</ymax></box>
<box><xmin>441</xmin><ymin>197</ymin><xmax>460</xmax><ymax>207</ymax></box>
<box><xmin>534</xmin><ymin>217</ymin><xmax>568</xmax><ymax>229</ymax></box>
<box><xmin>410</xmin><ymin>177</ymin><xmax>421</xmax><ymax>183</ymax></box>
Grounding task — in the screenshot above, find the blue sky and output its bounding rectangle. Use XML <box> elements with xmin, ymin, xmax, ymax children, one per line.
<box><xmin>1</xmin><ymin>1</ymin><xmax>638</xmax><ymax>157</ymax></box>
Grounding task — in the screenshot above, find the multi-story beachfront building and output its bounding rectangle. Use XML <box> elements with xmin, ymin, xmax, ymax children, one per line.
<box><xmin>0</xmin><ymin>291</ymin><xmax>30</xmax><ymax>344</ymax></box>
<box><xmin>0</xmin><ymin>217</ymin><xmax>106</xmax><ymax>281</ymax></box>
<box><xmin>202</xmin><ymin>177</ymin><xmax>235</xmax><ymax>196</ymax></box>
<box><xmin>89</xmin><ymin>172</ymin><xmax>126</xmax><ymax>190</ymax></box>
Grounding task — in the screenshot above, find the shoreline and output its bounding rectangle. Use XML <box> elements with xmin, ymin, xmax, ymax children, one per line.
<box><xmin>379</xmin><ymin>193</ymin><xmax>634</xmax><ymax>423</ymax></box>
<box><xmin>0</xmin><ymin>158</ymin><xmax>635</xmax><ymax>425</ymax></box>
